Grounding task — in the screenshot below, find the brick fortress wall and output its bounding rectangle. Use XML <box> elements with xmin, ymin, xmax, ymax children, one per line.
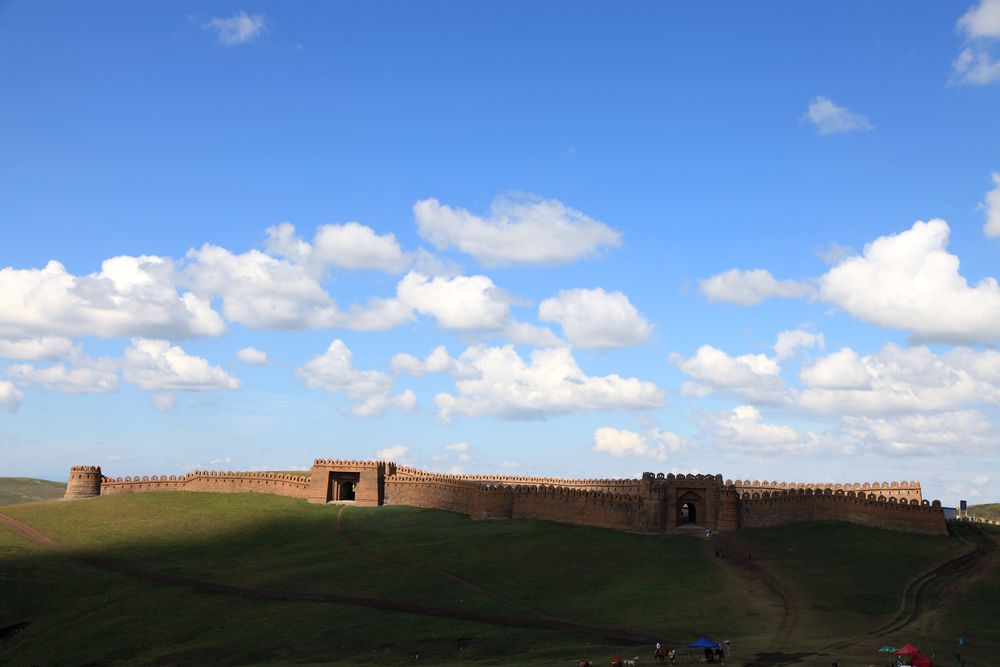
<box><xmin>64</xmin><ymin>461</ymin><xmax>948</xmax><ymax>536</ymax></box>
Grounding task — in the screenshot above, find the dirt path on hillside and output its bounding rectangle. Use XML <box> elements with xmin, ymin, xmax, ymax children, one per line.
<box><xmin>817</xmin><ymin>524</ymin><xmax>998</xmax><ymax>657</ymax></box>
<box><xmin>712</xmin><ymin>534</ymin><xmax>798</xmax><ymax>648</ymax></box>
<box><xmin>333</xmin><ymin>506</ymin><xmax>558</xmax><ymax>621</ymax></box>
<box><xmin>0</xmin><ymin>511</ymin><xmax>658</xmax><ymax>646</ymax></box>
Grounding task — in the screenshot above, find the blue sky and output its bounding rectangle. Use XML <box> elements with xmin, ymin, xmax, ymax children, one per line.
<box><xmin>2</xmin><ymin>1</ymin><xmax>1000</xmax><ymax>503</ymax></box>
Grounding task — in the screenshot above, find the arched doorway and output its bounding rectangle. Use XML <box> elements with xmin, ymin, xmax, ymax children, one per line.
<box><xmin>676</xmin><ymin>491</ymin><xmax>703</xmax><ymax>526</ymax></box>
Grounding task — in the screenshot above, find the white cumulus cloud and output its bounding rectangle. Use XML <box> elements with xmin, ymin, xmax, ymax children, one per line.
<box><xmin>702</xmin><ymin>405</ymin><xmax>853</xmax><ymax>455</ymax></box>
<box><xmin>0</xmin><ymin>337</ymin><xmax>76</xmax><ymax>360</ymax></box>
<box><xmin>312</xmin><ymin>222</ymin><xmax>409</xmax><ymax>273</ymax></box>
<box><xmin>183</xmin><ymin>243</ymin><xmax>411</xmax><ymax>331</ymax></box>
<box><xmin>538</xmin><ymin>288</ymin><xmax>653</xmax><ymax>349</ymax></box>
<box><xmin>396</xmin><ymin>272</ymin><xmax>510</xmax><ymax>331</ymax></box>
<box><xmin>699</xmin><ymin>268</ymin><xmax>812</xmax><ymax>305</ymax></box>
<box><xmin>391</xmin><ymin>345</ymin><xmax>457</xmax><ymax>376</ymax></box>
<box><xmin>236</xmin><ymin>347</ymin><xmax>268</xmax><ymax>365</ymax></box>
<box><xmin>593</xmin><ymin>426</ymin><xmax>683</xmax><ymax>461</ymax></box>
<box><xmin>435</xmin><ymin>345</ymin><xmax>664</xmax><ymax>421</ymax></box>
<box><xmin>0</xmin><ymin>380</ymin><xmax>24</xmax><ymax>413</ymax></box>
<box><xmin>981</xmin><ymin>172</ymin><xmax>1000</xmax><ymax>237</ymax></box>
<box><xmin>297</xmin><ymin>339</ymin><xmax>413</xmax><ymax>416</ymax></box>
<box><xmin>121</xmin><ymin>339</ymin><xmax>240</xmax><ymax>392</ymax></box>
<box><xmin>0</xmin><ymin>257</ymin><xmax>224</xmax><ymax>340</ymax></box>
<box><xmin>375</xmin><ymin>445</ymin><xmax>410</xmax><ymax>461</ymax></box>
<box><xmin>773</xmin><ymin>329</ymin><xmax>825</xmax><ymax>360</ymax></box>
<box><xmin>818</xmin><ymin>219</ymin><xmax>1000</xmax><ymax>343</ymax></box>
<box><xmin>670</xmin><ymin>345</ymin><xmax>784</xmax><ymax>403</ymax></box>
<box><xmin>803</xmin><ymin>96</ymin><xmax>874</xmax><ymax>135</ymax></box>
<box><xmin>952</xmin><ymin>0</ymin><xmax>1000</xmax><ymax>85</ymax></box>
<box><xmin>959</xmin><ymin>0</ymin><xmax>1000</xmax><ymax>38</ymax></box>
<box><xmin>414</xmin><ymin>194</ymin><xmax>621</xmax><ymax>267</ymax></box>
<box><xmin>7</xmin><ymin>363</ymin><xmax>118</xmax><ymax>394</ymax></box>
<box><xmin>845</xmin><ymin>409</ymin><xmax>993</xmax><ymax>456</ymax></box>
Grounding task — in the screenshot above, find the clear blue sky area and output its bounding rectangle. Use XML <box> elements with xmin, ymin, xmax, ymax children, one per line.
<box><xmin>1</xmin><ymin>1</ymin><xmax>999</xmax><ymax>504</ymax></box>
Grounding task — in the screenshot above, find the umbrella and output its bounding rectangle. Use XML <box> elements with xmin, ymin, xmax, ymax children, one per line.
<box><xmin>878</xmin><ymin>645</ymin><xmax>898</xmax><ymax>653</ymax></box>
<box><xmin>895</xmin><ymin>644</ymin><xmax>921</xmax><ymax>655</ymax></box>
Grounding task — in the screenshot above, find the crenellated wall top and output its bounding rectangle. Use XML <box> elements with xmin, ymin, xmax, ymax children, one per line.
<box><xmin>726</xmin><ymin>479</ymin><xmax>921</xmax><ymax>490</ymax></box>
<box><xmin>391</xmin><ymin>465</ymin><xmax>642</xmax><ymax>486</ymax></box>
<box><xmin>70</xmin><ymin>465</ymin><xmax>102</xmax><ymax>473</ymax></box>
<box><xmin>312</xmin><ymin>459</ymin><xmax>387</xmax><ymax>469</ymax></box>
<box><xmin>102</xmin><ymin>470</ymin><xmax>311</xmax><ymax>484</ymax></box>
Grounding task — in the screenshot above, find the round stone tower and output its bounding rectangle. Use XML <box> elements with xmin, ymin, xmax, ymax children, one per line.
<box><xmin>64</xmin><ymin>465</ymin><xmax>103</xmax><ymax>499</ymax></box>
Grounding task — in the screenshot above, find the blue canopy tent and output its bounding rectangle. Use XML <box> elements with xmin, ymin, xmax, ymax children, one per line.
<box><xmin>688</xmin><ymin>636</ymin><xmax>721</xmax><ymax>649</ymax></box>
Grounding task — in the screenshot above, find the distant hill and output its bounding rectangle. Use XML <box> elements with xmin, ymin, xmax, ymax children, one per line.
<box><xmin>0</xmin><ymin>477</ymin><xmax>66</xmax><ymax>506</ymax></box>
<box><xmin>969</xmin><ymin>503</ymin><xmax>1000</xmax><ymax>521</ymax></box>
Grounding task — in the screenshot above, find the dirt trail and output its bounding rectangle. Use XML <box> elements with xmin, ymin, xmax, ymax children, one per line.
<box><xmin>712</xmin><ymin>534</ymin><xmax>798</xmax><ymax>647</ymax></box>
<box><xmin>0</xmin><ymin>511</ymin><xmax>658</xmax><ymax>646</ymax></box>
<box><xmin>820</xmin><ymin>524</ymin><xmax>998</xmax><ymax>655</ymax></box>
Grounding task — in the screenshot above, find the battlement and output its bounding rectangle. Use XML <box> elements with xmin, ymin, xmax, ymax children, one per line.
<box><xmin>64</xmin><ymin>465</ymin><xmax>103</xmax><ymax>499</ymax></box>
<box><xmin>65</xmin><ymin>460</ymin><xmax>948</xmax><ymax>536</ymax></box>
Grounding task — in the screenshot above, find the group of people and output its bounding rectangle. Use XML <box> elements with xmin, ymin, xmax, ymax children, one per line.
<box><xmin>653</xmin><ymin>642</ymin><xmax>677</xmax><ymax>664</ymax></box>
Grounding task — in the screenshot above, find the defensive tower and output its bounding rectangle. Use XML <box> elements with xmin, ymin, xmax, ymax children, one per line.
<box><xmin>64</xmin><ymin>465</ymin><xmax>103</xmax><ymax>498</ymax></box>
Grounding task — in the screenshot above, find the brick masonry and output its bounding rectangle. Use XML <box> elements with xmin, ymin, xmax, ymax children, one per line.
<box><xmin>64</xmin><ymin>460</ymin><xmax>948</xmax><ymax>536</ymax></box>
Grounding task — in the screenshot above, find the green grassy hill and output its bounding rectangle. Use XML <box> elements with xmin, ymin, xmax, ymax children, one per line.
<box><xmin>0</xmin><ymin>492</ymin><xmax>997</xmax><ymax>665</ymax></box>
<box><xmin>0</xmin><ymin>477</ymin><xmax>65</xmax><ymax>506</ymax></box>
<box><xmin>970</xmin><ymin>503</ymin><xmax>1000</xmax><ymax>521</ymax></box>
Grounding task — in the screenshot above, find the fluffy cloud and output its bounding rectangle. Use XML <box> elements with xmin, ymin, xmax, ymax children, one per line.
<box><xmin>312</xmin><ymin>222</ymin><xmax>409</xmax><ymax>273</ymax></box>
<box><xmin>435</xmin><ymin>345</ymin><xmax>664</xmax><ymax>420</ymax></box>
<box><xmin>204</xmin><ymin>11</ymin><xmax>266</xmax><ymax>46</ymax></box>
<box><xmin>7</xmin><ymin>363</ymin><xmax>118</xmax><ymax>394</ymax></box>
<box><xmin>953</xmin><ymin>47</ymin><xmax>1000</xmax><ymax>84</ymax></box>
<box><xmin>845</xmin><ymin>410</ymin><xmax>993</xmax><ymax>456</ymax></box>
<box><xmin>773</xmin><ymin>329</ymin><xmax>825</xmax><ymax>360</ymax></box>
<box><xmin>375</xmin><ymin>445</ymin><xmax>410</xmax><ymax>460</ymax></box>
<box><xmin>0</xmin><ymin>381</ymin><xmax>24</xmax><ymax>413</ymax></box>
<box><xmin>396</xmin><ymin>272</ymin><xmax>510</xmax><ymax>331</ymax></box>
<box><xmin>0</xmin><ymin>337</ymin><xmax>75</xmax><ymax>360</ymax></box>
<box><xmin>183</xmin><ymin>244</ymin><xmax>411</xmax><ymax>331</ymax></box>
<box><xmin>819</xmin><ymin>219</ymin><xmax>1000</xmax><ymax>342</ymax></box>
<box><xmin>236</xmin><ymin>347</ymin><xmax>268</xmax><ymax>365</ymax></box>
<box><xmin>803</xmin><ymin>96</ymin><xmax>874</xmax><ymax>135</ymax></box>
<box><xmin>414</xmin><ymin>194</ymin><xmax>621</xmax><ymax>267</ymax></box>
<box><xmin>959</xmin><ymin>0</ymin><xmax>1000</xmax><ymax>38</ymax></box>
<box><xmin>670</xmin><ymin>345</ymin><xmax>784</xmax><ymax>403</ymax></box>
<box><xmin>795</xmin><ymin>344</ymin><xmax>1000</xmax><ymax>416</ymax></box>
<box><xmin>953</xmin><ymin>0</ymin><xmax>1000</xmax><ymax>85</ymax></box>
<box><xmin>0</xmin><ymin>257</ymin><xmax>224</xmax><ymax>340</ymax></box>
<box><xmin>121</xmin><ymin>339</ymin><xmax>240</xmax><ymax>392</ymax></box>
<box><xmin>593</xmin><ymin>426</ymin><xmax>683</xmax><ymax>460</ymax></box>
<box><xmin>538</xmin><ymin>288</ymin><xmax>653</xmax><ymax>349</ymax></box>
<box><xmin>798</xmin><ymin>348</ymin><xmax>871</xmax><ymax>389</ymax></box>
<box><xmin>702</xmin><ymin>405</ymin><xmax>854</xmax><ymax>455</ymax></box>
<box><xmin>699</xmin><ymin>269</ymin><xmax>812</xmax><ymax>305</ymax></box>
<box><xmin>391</xmin><ymin>345</ymin><xmax>457</xmax><ymax>376</ymax></box>
<box><xmin>982</xmin><ymin>173</ymin><xmax>1000</xmax><ymax>237</ymax></box>
<box><xmin>297</xmin><ymin>339</ymin><xmax>413</xmax><ymax>416</ymax></box>
<box><xmin>502</xmin><ymin>322</ymin><xmax>563</xmax><ymax>347</ymax></box>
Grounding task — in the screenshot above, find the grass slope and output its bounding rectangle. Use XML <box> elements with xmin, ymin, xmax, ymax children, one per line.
<box><xmin>969</xmin><ymin>503</ymin><xmax>1000</xmax><ymax>521</ymax></box>
<box><xmin>0</xmin><ymin>477</ymin><xmax>65</xmax><ymax>506</ymax></box>
<box><xmin>1</xmin><ymin>492</ymin><xmax>997</xmax><ymax>665</ymax></box>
